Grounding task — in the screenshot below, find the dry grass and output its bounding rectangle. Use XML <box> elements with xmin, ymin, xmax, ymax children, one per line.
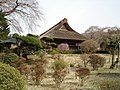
<box><xmin>27</xmin><ymin>54</ymin><xmax>120</xmax><ymax>90</ymax></box>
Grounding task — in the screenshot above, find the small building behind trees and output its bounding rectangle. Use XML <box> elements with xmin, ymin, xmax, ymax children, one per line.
<box><xmin>40</xmin><ymin>18</ymin><xmax>86</xmax><ymax>50</ymax></box>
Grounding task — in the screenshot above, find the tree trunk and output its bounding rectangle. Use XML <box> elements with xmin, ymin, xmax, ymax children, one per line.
<box><xmin>110</xmin><ymin>53</ymin><xmax>115</xmax><ymax>69</ymax></box>
<box><xmin>118</xmin><ymin>42</ymin><xmax>120</xmax><ymax>64</ymax></box>
<box><xmin>110</xmin><ymin>43</ymin><xmax>120</xmax><ymax>69</ymax></box>
<box><xmin>111</xmin><ymin>43</ymin><xmax>120</xmax><ymax>69</ymax></box>
<box><xmin>80</xmin><ymin>78</ymin><xmax>84</xmax><ymax>86</ymax></box>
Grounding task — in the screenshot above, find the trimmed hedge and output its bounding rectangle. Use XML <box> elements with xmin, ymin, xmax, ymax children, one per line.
<box><xmin>0</xmin><ymin>62</ymin><xmax>26</xmax><ymax>90</ymax></box>
<box><xmin>2</xmin><ymin>53</ymin><xmax>18</xmax><ymax>67</ymax></box>
<box><xmin>96</xmin><ymin>50</ymin><xmax>109</xmax><ymax>54</ymax></box>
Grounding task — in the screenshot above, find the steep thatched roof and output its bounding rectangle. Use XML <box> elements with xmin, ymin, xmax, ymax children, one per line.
<box><xmin>40</xmin><ymin>18</ymin><xmax>86</xmax><ymax>41</ymax></box>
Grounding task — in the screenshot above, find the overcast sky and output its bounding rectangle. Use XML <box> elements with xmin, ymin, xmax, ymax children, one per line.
<box><xmin>37</xmin><ymin>0</ymin><xmax>120</xmax><ymax>34</ymax></box>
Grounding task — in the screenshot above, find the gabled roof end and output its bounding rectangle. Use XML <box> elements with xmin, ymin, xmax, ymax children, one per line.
<box><xmin>62</xmin><ymin>18</ymin><xmax>68</xmax><ymax>23</ymax></box>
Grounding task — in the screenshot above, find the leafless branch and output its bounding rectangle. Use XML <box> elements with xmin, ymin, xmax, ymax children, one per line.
<box><xmin>0</xmin><ymin>0</ymin><xmax>44</xmax><ymax>34</ymax></box>
<box><xmin>4</xmin><ymin>0</ymin><xmax>19</xmax><ymax>15</ymax></box>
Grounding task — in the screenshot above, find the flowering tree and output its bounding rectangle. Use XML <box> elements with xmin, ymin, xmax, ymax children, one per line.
<box><xmin>57</xmin><ymin>43</ymin><xmax>69</xmax><ymax>51</ymax></box>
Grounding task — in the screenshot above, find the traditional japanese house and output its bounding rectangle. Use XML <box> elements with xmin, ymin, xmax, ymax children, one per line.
<box><xmin>40</xmin><ymin>18</ymin><xmax>86</xmax><ymax>50</ymax></box>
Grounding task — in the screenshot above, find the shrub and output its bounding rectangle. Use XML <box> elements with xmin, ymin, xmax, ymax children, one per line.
<box><xmin>96</xmin><ymin>50</ymin><xmax>109</xmax><ymax>54</ymax></box>
<box><xmin>52</xmin><ymin>59</ymin><xmax>67</xmax><ymax>89</ymax></box>
<box><xmin>98</xmin><ymin>79</ymin><xmax>120</xmax><ymax>90</ymax></box>
<box><xmin>59</xmin><ymin>50</ymin><xmax>82</xmax><ymax>54</ymax></box>
<box><xmin>31</xmin><ymin>50</ymin><xmax>47</xmax><ymax>85</ymax></box>
<box><xmin>92</xmin><ymin>78</ymin><xmax>120</xmax><ymax>90</ymax></box>
<box><xmin>52</xmin><ymin>59</ymin><xmax>67</xmax><ymax>70</ymax></box>
<box><xmin>32</xmin><ymin>62</ymin><xmax>45</xmax><ymax>85</ymax></box>
<box><xmin>35</xmin><ymin>49</ymin><xmax>46</xmax><ymax>56</ymax></box>
<box><xmin>75</xmin><ymin>65</ymin><xmax>90</xmax><ymax>86</ymax></box>
<box><xmin>16</xmin><ymin>57</ymin><xmax>30</xmax><ymax>80</ymax></box>
<box><xmin>49</xmin><ymin>49</ymin><xmax>59</xmax><ymax>55</ymax></box>
<box><xmin>80</xmin><ymin>54</ymin><xmax>89</xmax><ymax>67</ymax></box>
<box><xmin>70</xmin><ymin>63</ymin><xmax>74</xmax><ymax>67</ymax></box>
<box><xmin>0</xmin><ymin>62</ymin><xmax>26</xmax><ymax>90</ymax></box>
<box><xmin>2</xmin><ymin>53</ymin><xmax>18</xmax><ymax>67</ymax></box>
<box><xmin>0</xmin><ymin>53</ymin><xmax>5</xmax><ymax>62</ymax></box>
<box><xmin>71</xmin><ymin>50</ymin><xmax>82</xmax><ymax>54</ymax></box>
<box><xmin>88</xmin><ymin>55</ymin><xmax>106</xmax><ymax>70</ymax></box>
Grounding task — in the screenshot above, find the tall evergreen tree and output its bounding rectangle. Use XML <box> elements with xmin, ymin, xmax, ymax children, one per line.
<box><xmin>0</xmin><ymin>11</ymin><xmax>10</xmax><ymax>40</ymax></box>
<box><xmin>101</xmin><ymin>35</ymin><xmax>120</xmax><ymax>69</ymax></box>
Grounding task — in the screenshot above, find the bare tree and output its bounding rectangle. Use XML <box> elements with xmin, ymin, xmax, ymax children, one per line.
<box><xmin>0</xmin><ymin>0</ymin><xmax>44</xmax><ymax>33</ymax></box>
<box><xmin>88</xmin><ymin>54</ymin><xmax>106</xmax><ymax>70</ymax></box>
<box><xmin>80</xmin><ymin>39</ymin><xmax>100</xmax><ymax>54</ymax></box>
<box><xmin>80</xmin><ymin>54</ymin><xmax>89</xmax><ymax>67</ymax></box>
<box><xmin>75</xmin><ymin>65</ymin><xmax>90</xmax><ymax>86</ymax></box>
<box><xmin>83</xmin><ymin>26</ymin><xmax>108</xmax><ymax>42</ymax></box>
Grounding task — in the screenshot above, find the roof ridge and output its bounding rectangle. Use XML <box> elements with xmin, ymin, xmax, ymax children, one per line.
<box><xmin>40</xmin><ymin>18</ymin><xmax>68</xmax><ymax>37</ymax></box>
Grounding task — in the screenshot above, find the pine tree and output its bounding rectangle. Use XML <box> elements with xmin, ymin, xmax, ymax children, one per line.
<box><xmin>0</xmin><ymin>11</ymin><xmax>10</xmax><ymax>40</ymax></box>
